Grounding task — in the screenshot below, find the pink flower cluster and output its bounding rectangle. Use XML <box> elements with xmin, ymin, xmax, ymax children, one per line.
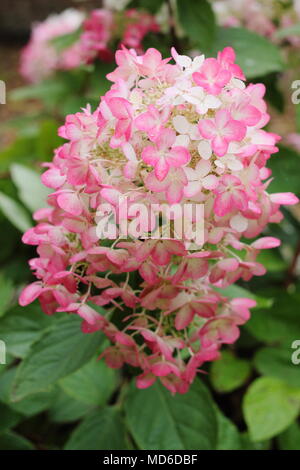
<box><xmin>20</xmin><ymin>9</ymin><xmax>85</xmax><ymax>83</ymax></box>
<box><xmin>20</xmin><ymin>46</ymin><xmax>298</xmax><ymax>394</ymax></box>
<box><xmin>212</xmin><ymin>0</ymin><xmax>300</xmax><ymax>44</ymax></box>
<box><xmin>20</xmin><ymin>8</ymin><xmax>159</xmax><ymax>83</ymax></box>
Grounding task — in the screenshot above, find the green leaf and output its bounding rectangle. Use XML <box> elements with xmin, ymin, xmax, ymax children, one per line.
<box><xmin>59</xmin><ymin>357</ymin><xmax>118</xmax><ymax>406</ymax></box>
<box><xmin>216</xmin><ymin>410</ymin><xmax>241</xmax><ymax>450</ymax></box>
<box><xmin>275</xmin><ymin>24</ymin><xmax>300</xmax><ymax>39</ymax></box>
<box><xmin>267</xmin><ymin>146</ymin><xmax>300</xmax><ymax>194</ymax></box>
<box><xmin>0</xmin><ymin>273</ymin><xmax>14</xmax><ymax>317</ymax></box>
<box><xmin>88</xmin><ymin>62</ymin><xmax>115</xmax><ymax>101</ymax></box>
<box><xmin>277</xmin><ymin>422</ymin><xmax>300</xmax><ymax>450</ymax></box>
<box><xmin>10</xmin><ymin>72</ymin><xmax>89</xmax><ymax>113</ymax></box>
<box><xmin>256</xmin><ymin>250</ymin><xmax>287</xmax><ymax>273</ymax></box>
<box><xmin>210</xmin><ymin>27</ymin><xmax>284</xmax><ymax>78</ymax></box>
<box><xmin>296</xmin><ymin>104</ymin><xmax>300</xmax><ymax>134</ymax></box>
<box><xmin>0</xmin><ymin>431</ymin><xmax>34</xmax><ymax>450</ymax></box>
<box><xmin>11</xmin><ymin>164</ymin><xmax>50</xmax><ymax>213</ymax></box>
<box><xmin>211</xmin><ymin>350</ymin><xmax>251</xmax><ymax>393</ymax></box>
<box><xmin>240</xmin><ymin>433</ymin><xmax>270</xmax><ymax>450</ymax></box>
<box><xmin>0</xmin><ymin>219</ymin><xmax>18</xmax><ymax>264</ymax></box>
<box><xmin>50</xmin><ymin>28</ymin><xmax>82</xmax><ymax>52</ymax></box>
<box><xmin>64</xmin><ymin>407</ymin><xmax>128</xmax><ymax>450</ymax></box>
<box><xmin>245</xmin><ymin>290</ymin><xmax>300</xmax><ymax>347</ymax></box>
<box><xmin>10</xmin><ymin>80</ymin><xmax>68</xmax><ymax>104</ymax></box>
<box><xmin>0</xmin><ymin>303</ymin><xmax>53</xmax><ymax>358</ymax></box>
<box><xmin>11</xmin><ymin>314</ymin><xmax>103</xmax><ymax>401</ymax></box>
<box><xmin>243</xmin><ymin>377</ymin><xmax>300</xmax><ymax>441</ymax></box>
<box><xmin>127</xmin><ymin>0</ymin><xmax>164</xmax><ymax>14</ymax></box>
<box><xmin>60</xmin><ymin>96</ymin><xmax>91</xmax><ymax>116</ymax></box>
<box><xmin>0</xmin><ymin>192</ymin><xmax>32</xmax><ymax>232</ymax></box>
<box><xmin>254</xmin><ymin>347</ymin><xmax>300</xmax><ymax>388</ymax></box>
<box><xmin>125</xmin><ymin>379</ymin><xmax>218</xmax><ymax>450</ymax></box>
<box><xmin>35</xmin><ymin>120</ymin><xmax>63</xmax><ymax>161</ymax></box>
<box><xmin>259</xmin><ymin>72</ymin><xmax>284</xmax><ymax>113</ymax></box>
<box><xmin>176</xmin><ymin>0</ymin><xmax>216</xmax><ymax>51</ymax></box>
<box><xmin>49</xmin><ymin>388</ymin><xmax>95</xmax><ymax>423</ymax></box>
<box><xmin>0</xmin><ymin>367</ymin><xmax>56</xmax><ymax>417</ymax></box>
<box><xmin>0</xmin><ymin>135</ymin><xmax>38</xmax><ymax>172</ymax></box>
<box><xmin>0</xmin><ymin>403</ymin><xmax>22</xmax><ymax>433</ymax></box>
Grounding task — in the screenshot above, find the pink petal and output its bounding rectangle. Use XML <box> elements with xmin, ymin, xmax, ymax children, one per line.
<box><xmin>198</xmin><ymin>119</ymin><xmax>216</xmax><ymax>139</ymax></box>
<box><xmin>214</xmin><ymin>191</ymin><xmax>233</xmax><ymax>217</ymax></box>
<box><xmin>155</xmin><ymin>128</ymin><xmax>176</xmax><ymax>150</ymax></box>
<box><xmin>175</xmin><ymin>305</ymin><xmax>194</xmax><ymax>330</ymax></box>
<box><xmin>57</xmin><ymin>192</ymin><xmax>83</xmax><ymax>216</ymax></box>
<box><xmin>136</xmin><ymin>372</ymin><xmax>156</xmax><ymax>389</ymax></box>
<box><xmin>231</xmin><ymin>298</ymin><xmax>257</xmax><ymax>309</ymax></box>
<box><xmin>77</xmin><ymin>304</ymin><xmax>105</xmax><ymax>328</ymax></box>
<box><xmin>223</xmin><ymin>119</ymin><xmax>246</xmax><ymax>141</ymax></box>
<box><xmin>270</xmin><ymin>192</ymin><xmax>299</xmax><ymax>205</ymax></box>
<box><xmin>141</xmin><ymin>145</ymin><xmax>160</xmax><ymax>166</ymax></box>
<box><xmin>19</xmin><ymin>282</ymin><xmax>43</xmax><ymax>306</ymax></box>
<box><xmin>155</xmin><ymin>157</ymin><xmax>170</xmax><ymax>181</ymax></box>
<box><xmin>167</xmin><ymin>146</ymin><xmax>191</xmax><ymax>167</ymax></box>
<box><xmin>145</xmin><ymin>171</ymin><xmax>169</xmax><ymax>192</ymax></box>
<box><xmin>41</xmin><ymin>168</ymin><xmax>66</xmax><ymax>189</ymax></box>
<box><xmin>166</xmin><ymin>179</ymin><xmax>184</xmax><ymax>203</ymax></box>
<box><xmin>251</xmin><ymin>237</ymin><xmax>281</xmax><ymax>249</ymax></box>
<box><xmin>212</xmin><ymin>135</ymin><xmax>228</xmax><ymax>157</ymax></box>
<box><xmin>109</xmin><ymin>97</ymin><xmax>132</xmax><ymax>119</ymax></box>
<box><xmin>151</xmin><ymin>361</ymin><xmax>179</xmax><ymax>377</ymax></box>
<box><xmin>218</xmin><ymin>258</ymin><xmax>239</xmax><ymax>272</ymax></box>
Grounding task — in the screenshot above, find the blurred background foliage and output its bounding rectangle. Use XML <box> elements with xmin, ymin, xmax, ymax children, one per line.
<box><xmin>0</xmin><ymin>0</ymin><xmax>300</xmax><ymax>450</ymax></box>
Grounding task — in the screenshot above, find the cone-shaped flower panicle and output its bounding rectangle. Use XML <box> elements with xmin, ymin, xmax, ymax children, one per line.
<box><xmin>20</xmin><ymin>46</ymin><xmax>298</xmax><ymax>394</ymax></box>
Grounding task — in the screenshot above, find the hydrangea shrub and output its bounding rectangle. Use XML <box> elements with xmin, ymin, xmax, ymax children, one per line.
<box><xmin>19</xmin><ymin>46</ymin><xmax>298</xmax><ymax>394</ymax></box>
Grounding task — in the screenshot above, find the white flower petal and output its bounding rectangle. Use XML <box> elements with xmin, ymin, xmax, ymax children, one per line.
<box><xmin>184</xmin><ymin>95</ymin><xmax>200</xmax><ymax>106</ymax></box>
<box><xmin>215</xmin><ymin>159</ymin><xmax>225</xmax><ymax>169</ymax></box>
<box><xmin>227</xmin><ymin>158</ymin><xmax>243</xmax><ymax>171</ymax></box>
<box><xmin>184</xmin><ymin>167</ymin><xmax>196</xmax><ymax>180</ymax></box>
<box><xmin>198</xmin><ymin>140</ymin><xmax>212</xmax><ymax>160</ymax></box>
<box><xmin>196</xmin><ymin>159</ymin><xmax>211</xmax><ymax>177</ymax></box>
<box><xmin>189</xmin><ymin>125</ymin><xmax>200</xmax><ymax>140</ymax></box>
<box><xmin>174</xmin><ymin>134</ymin><xmax>190</xmax><ymax>147</ymax></box>
<box><xmin>122</xmin><ymin>143</ymin><xmax>136</xmax><ymax>161</ymax></box>
<box><xmin>230</xmin><ymin>214</ymin><xmax>248</xmax><ymax>232</ymax></box>
<box><xmin>205</xmin><ymin>95</ymin><xmax>222</xmax><ymax>109</ymax></box>
<box><xmin>190</xmin><ymin>87</ymin><xmax>205</xmax><ymax>98</ymax></box>
<box><xmin>231</xmin><ymin>78</ymin><xmax>246</xmax><ymax>89</ymax></box>
<box><xmin>202</xmin><ymin>175</ymin><xmax>219</xmax><ymax>190</ymax></box>
<box><xmin>191</xmin><ymin>55</ymin><xmax>205</xmax><ymax>71</ymax></box>
<box><xmin>172</xmin><ymin>115</ymin><xmax>191</xmax><ymax>134</ymax></box>
<box><xmin>196</xmin><ymin>103</ymin><xmax>208</xmax><ymax>115</ymax></box>
<box><xmin>176</xmin><ymin>54</ymin><xmax>192</xmax><ymax>68</ymax></box>
<box><xmin>173</xmin><ymin>96</ymin><xmax>185</xmax><ymax>105</ymax></box>
<box><xmin>184</xmin><ymin>181</ymin><xmax>201</xmax><ymax>197</ymax></box>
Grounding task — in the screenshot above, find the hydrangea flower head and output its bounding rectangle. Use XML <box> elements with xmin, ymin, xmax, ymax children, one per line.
<box><xmin>212</xmin><ymin>0</ymin><xmax>300</xmax><ymax>45</ymax></box>
<box><xmin>20</xmin><ymin>9</ymin><xmax>85</xmax><ymax>83</ymax></box>
<box><xmin>20</xmin><ymin>46</ymin><xmax>298</xmax><ymax>394</ymax></box>
<box><xmin>20</xmin><ymin>8</ymin><xmax>159</xmax><ymax>83</ymax></box>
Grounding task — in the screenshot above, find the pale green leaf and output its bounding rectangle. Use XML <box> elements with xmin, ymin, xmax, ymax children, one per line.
<box><xmin>243</xmin><ymin>377</ymin><xmax>300</xmax><ymax>441</ymax></box>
